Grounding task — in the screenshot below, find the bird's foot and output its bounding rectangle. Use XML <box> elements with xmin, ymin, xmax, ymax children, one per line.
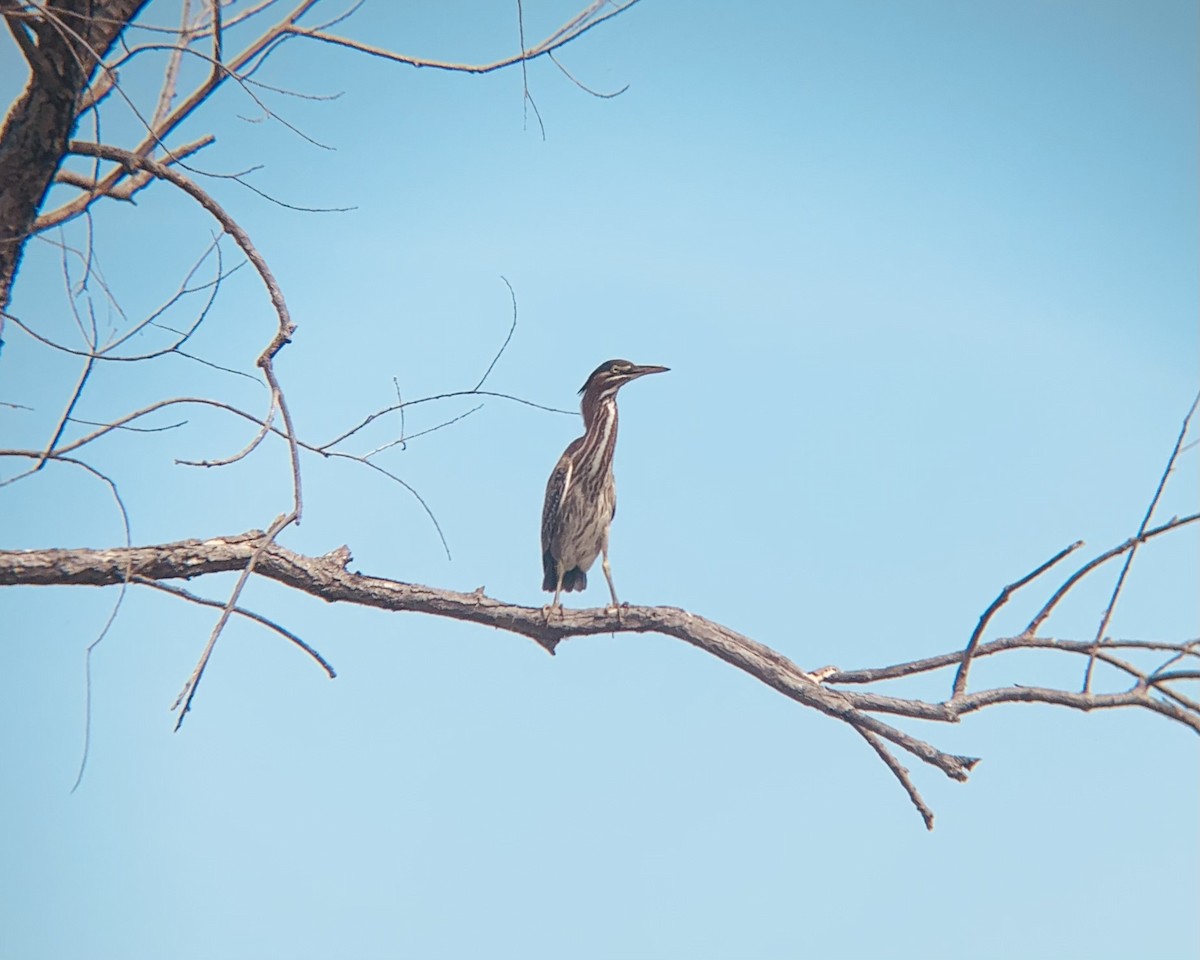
<box><xmin>542</xmin><ymin>602</ymin><xmax>564</xmax><ymax>623</ymax></box>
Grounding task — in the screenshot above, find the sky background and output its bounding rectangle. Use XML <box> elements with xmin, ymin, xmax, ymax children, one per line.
<box><xmin>1</xmin><ymin>1</ymin><xmax>1197</xmax><ymax>957</ymax></box>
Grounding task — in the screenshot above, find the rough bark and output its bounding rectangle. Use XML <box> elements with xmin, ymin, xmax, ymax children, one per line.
<box><xmin>0</xmin><ymin>529</ymin><xmax>983</xmax><ymax>781</ymax></box>
<box><xmin>6</xmin><ymin>529</ymin><xmax>1198</xmax><ymax>790</ymax></box>
<box><xmin>0</xmin><ymin>0</ymin><xmax>149</xmax><ymax>323</ymax></box>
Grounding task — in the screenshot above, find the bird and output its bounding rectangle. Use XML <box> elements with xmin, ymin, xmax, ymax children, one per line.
<box><xmin>541</xmin><ymin>358</ymin><xmax>668</xmax><ymax>613</ymax></box>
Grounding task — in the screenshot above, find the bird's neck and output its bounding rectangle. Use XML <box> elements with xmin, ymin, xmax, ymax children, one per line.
<box><xmin>578</xmin><ymin>394</ymin><xmax>618</xmax><ymax>477</ymax></box>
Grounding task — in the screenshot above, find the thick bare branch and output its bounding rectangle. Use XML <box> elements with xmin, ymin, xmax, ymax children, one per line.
<box><xmin>0</xmin><ymin>529</ymin><xmax>974</xmax><ymax>777</ymax></box>
<box><xmin>0</xmin><ymin>0</ymin><xmax>151</xmax><ymax>327</ymax></box>
<box><xmin>4</xmin><ymin>526</ymin><xmax>1196</xmax><ymax>827</ymax></box>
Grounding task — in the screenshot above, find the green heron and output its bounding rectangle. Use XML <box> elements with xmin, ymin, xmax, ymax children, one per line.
<box><xmin>541</xmin><ymin>359</ymin><xmax>668</xmax><ymax>612</ymax></box>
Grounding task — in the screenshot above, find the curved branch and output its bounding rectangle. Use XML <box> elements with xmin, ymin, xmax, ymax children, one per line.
<box><xmin>64</xmin><ymin>139</ymin><xmax>303</xmax><ymax>517</ymax></box>
<box><xmin>952</xmin><ymin>539</ymin><xmax>1084</xmax><ymax>698</ymax></box>
<box><xmin>66</xmin><ymin>140</ymin><xmax>293</xmax><ymax>338</ymax></box>
<box><xmin>32</xmin><ymin>0</ymin><xmax>324</xmax><ymax>232</ymax></box>
<box><xmin>0</xmin><ymin>529</ymin><xmax>978</xmax><ymax>778</ymax></box>
<box><xmin>31</xmin><ymin>0</ymin><xmax>640</xmax><ymax>233</ymax></box>
<box><xmin>133</xmin><ymin>576</ymin><xmax>336</xmax><ymax>679</ymax></box>
<box><xmin>1025</xmin><ymin>512</ymin><xmax>1200</xmax><ymax>635</ymax></box>
<box><xmin>4</xmin><ymin>508</ymin><xmax>1196</xmax><ymax>826</ymax></box>
<box><xmin>286</xmin><ymin>0</ymin><xmax>641</xmax><ymax>76</ymax></box>
<box><xmin>1083</xmin><ymin>391</ymin><xmax>1199</xmax><ymax>690</ymax></box>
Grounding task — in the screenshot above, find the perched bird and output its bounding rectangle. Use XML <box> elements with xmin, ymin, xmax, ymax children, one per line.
<box><xmin>541</xmin><ymin>359</ymin><xmax>668</xmax><ymax>612</ymax></box>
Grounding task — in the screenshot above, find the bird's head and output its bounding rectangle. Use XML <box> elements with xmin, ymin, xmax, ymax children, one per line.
<box><xmin>579</xmin><ymin>359</ymin><xmax>669</xmax><ymax>400</ymax></box>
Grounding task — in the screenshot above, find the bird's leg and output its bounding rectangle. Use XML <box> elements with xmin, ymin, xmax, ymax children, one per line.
<box><xmin>601</xmin><ymin>543</ymin><xmax>620</xmax><ymax>618</ymax></box>
<box><xmin>542</xmin><ymin>568</ymin><xmax>566</xmax><ymax>621</ymax></box>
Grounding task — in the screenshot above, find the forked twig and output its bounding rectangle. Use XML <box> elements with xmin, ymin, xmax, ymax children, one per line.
<box><xmin>285</xmin><ymin>0</ymin><xmax>640</xmax><ymax>77</ymax></box>
<box><xmin>170</xmin><ymin>512</ymin><xmax>297</xmax><ymax>729</ymax></box>
<box><xmin>856</xmin><ymin>727</ymin><xmax>935</xmax><ymax>830</ymax></box>
<box><xmin>1083</xmin><ymin>392</ymin><xmax>1199</xmax><ymax>691</ymax></box>
<box><xmin>515</xmin><ymin>0</ymin><xmax>546</xmax><ymax>139</ymax></box>
<box><xmin>34</xmin><ymin>353</ymin><xmax>95</xmax><ymax>472</ymax></box>
<box><xmin>134</xmin><ymin>576</ymin><xmax>335</xmax><ymax>678</ymax></box>
<box><xmin>951</xmin><ymin>540</ymin><xmax>1084</xmax><ymax>699</ymax></box>
<box><xmin>1023</xmin><ymin>513</ymin><xmax>1200</xmax><ymax>637</ymax></box>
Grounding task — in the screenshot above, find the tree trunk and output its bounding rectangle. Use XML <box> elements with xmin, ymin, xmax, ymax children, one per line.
<box><xmin>0</xmin><ymin>0</ymin><xmax>148</xmax><ymax>325</ymax></box>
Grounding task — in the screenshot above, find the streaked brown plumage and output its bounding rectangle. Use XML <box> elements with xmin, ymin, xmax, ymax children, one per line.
<box><xmin>541</xmin><ymin>359</ymin><xmax>668</xmax><ymax>610</ymax></box>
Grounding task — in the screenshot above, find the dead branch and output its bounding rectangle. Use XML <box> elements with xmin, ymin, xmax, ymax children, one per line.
<box><xmin>30</xmin><ymin>0</ymin><xmax>640</xmax><ymax>233</ymax></box>
<box><xmin>133</xmin><ymin>576</ymin><xmax>336</xmax><ymax>679</ymax></box>
<box><xmin>285</xmin><ymin>0</ymin><xmax>640</xmax><ymax>76</ymax></box>
<box><xmin>169</xmin><ymin>513</ymin><xmax>298</xmax><ymax>729</ymax></box>
<box><xmin>63</xmin><ymin>139</ymin><xmax>302</xmax><ymax>510</ymax></box>
<box><xmin>52</xmin><ymin>134</ymin><xmax>216</xmax><ymax>203</ymax></box>
<box><xmin>2</xmin><ymin>515</ymin><xmax>1196</xmax><ymax>828</ymax></box>
<box><xmin>1083</xmin><ymin>392</ymin><xmax>1200</xmax><ymax>690</ymax></box>
<box><xmin>2</xmin><ymin>0</ymin><xmax>1192</xmax><ymax>840</ymax></box>
<box><xmin>951</xmin><ymin>539</ymin><xmax>1084</xmax><ymax>698</ymax></box>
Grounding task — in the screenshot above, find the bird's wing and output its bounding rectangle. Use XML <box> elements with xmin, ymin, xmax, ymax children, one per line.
<box><xmin>541</xmin><ymin>443</ymin><xmax>578</xmax><ymax>555</ymax></box>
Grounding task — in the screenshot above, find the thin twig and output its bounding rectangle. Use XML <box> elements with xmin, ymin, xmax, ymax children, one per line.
<box><xmin>515</xmin><ymin>0</ymin><xmax>546</xmax><ymax>139</ymax></box>
<box><xmin>855</xmin><ymin>727</ymin><xmax>935</xmax><ymax>830</ymax></box>
<box><xmin>473</xmin><ymin>276</ymin><xmax>519</xmax><ymax>391</ymax></box>
<box><xmin>177</xmin><ymin>394</ymin><xmax>276</xmax><ymax>467</ymax></box>
<box><xmin>1024</xmin><ymin>513</ymin><xmax>1200</xmax><ymax>637</ymax></box>
<box><xmin>56</xmin><ymin>460</ymin><xmax>133</xmax><ymax>794</ymax></box>
<box><xmin>951</xmin><ymin>540</ymin><xmax>1084</xmax><ymax>699</ymax></box>
<box><xmin>325</xmin><ymin>452</ymin><xmax>451</xmax><ymax>560</ymax></box>
<box><xmin>68</xmin><ymin>417</ymin><xmax>188</xmax><ymax>434</ymax></box>
<box><xmin>65</xmin><ymin>140</ymin><xmax>304</xmax><ymax>521</ymax></box>
<box><xmin>548</xmin><ymin>50</ymin><xmax>629</xmax><ymax>98</ymax></box>
<box><xmin>35</xmin><ymin>0</ymin><xmax>326</xmax><ymax>232</ymax></box>
<box><xmin>393</xmin><ymin>377</ymin><xmax>406</xmax><ymax>452</ymax></box>
<box><xmin>827</xmin><ymin>635</ymin><xmax>1200</xmax><ymax>687</ymax></box>
<box><xmin>285</xmin><ymin>0</ymin><xmax>640</xmax><ymax>76</ymax></box>
<box><xmin>1083</xmin><ymin>392</ymin><xmax>1199</xmax><ymax>691</ymax></box>
<box><xmin>319</xmin><ymin>389</ymin><xmax>575</xmax><ymax>452</ymax></box>
<box><xmin>364</xmin><ymin>404</ymin><xmax>483</xmax><ymax>458</ymax></box>
<box><xmin>134</xmin><ymin>576</ymin><xmax>335</xmax><ymax>678</ymax></box>
<box><xmin>171</xmin><ymin>512</ymin><xmax>297</xmax><ymax>728</ymax></box>
<box><xmin>35</xmin><ymin>354</ymin><xmax>95</xmax><ymax>472</ymax></box>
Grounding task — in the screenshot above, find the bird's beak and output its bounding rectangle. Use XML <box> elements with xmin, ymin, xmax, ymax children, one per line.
<box><xmin>628</xmin><ymin>364</ymin><xmax>669</xmax><ymax>379</ymax></box>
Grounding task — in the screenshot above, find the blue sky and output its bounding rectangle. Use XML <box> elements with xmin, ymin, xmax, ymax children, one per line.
<box><xmin>1</xmin><ymin>2</ymin><xmax>1197</xmax><ymax>958</ymax></box>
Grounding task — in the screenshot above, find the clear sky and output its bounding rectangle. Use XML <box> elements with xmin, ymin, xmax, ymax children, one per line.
<box><xmin>1</xmin><ymin>2</ymin><xmax>1197</xmax><ymax>958</ymax></box>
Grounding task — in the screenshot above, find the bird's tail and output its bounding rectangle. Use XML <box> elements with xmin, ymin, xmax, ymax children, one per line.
<box><xmin>542</xmin><ymin>551</ymin><xmax>587</xmax><ymax>593</ymax></box>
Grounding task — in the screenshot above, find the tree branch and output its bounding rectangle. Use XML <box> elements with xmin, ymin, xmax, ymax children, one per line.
<box><xmin>0</xmin><ymin>0</ymin><xmax>151</xmax><ymax>328</ymax></box>
<box><xmin>1083</xmin><ymin>391</ymin><xmax>1199</xmax><ymax>690</ymax></box>
<box><xmin>285</xmin><ymin>0</ymin><xmax>640</xmax><ymax>76</ymax></box>
<box><xmin>4</xmin><ymin>526</ymin><xmax>1196</xmax><ymax>826</ymax></box>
